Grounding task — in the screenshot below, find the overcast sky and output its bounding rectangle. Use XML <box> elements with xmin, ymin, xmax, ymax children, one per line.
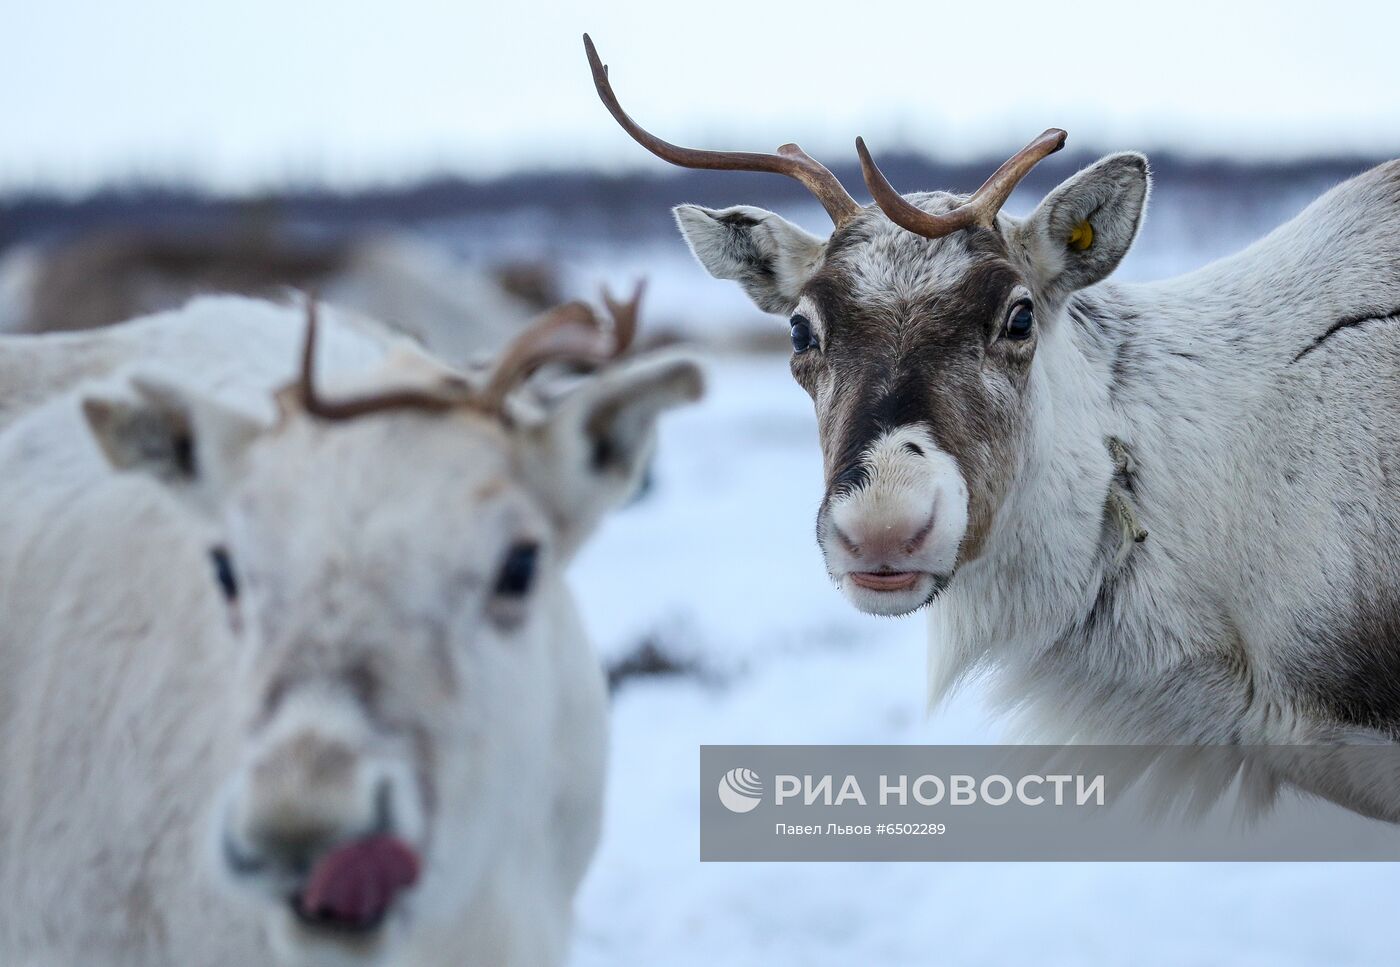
<box><xmin>4</xmin><ymin>0</ymin><xmax>1399</xmax><ymax>195</ymax></box>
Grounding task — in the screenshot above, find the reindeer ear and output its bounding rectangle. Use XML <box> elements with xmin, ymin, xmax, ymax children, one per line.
<box><xmin>674</xmin><ymin>205</ymin><xmax>826</xmax><ymax>315</ymax></box>
<box><xmin>1016</xmin><ymin>153</ymin><xmax>1150</xmax><ymax>296</ymax></box>
<box><xmin>521</xmin><ymin>350</ymin><xmax>703</xmax><ymax>558</ymax></box>
<box><xmin>81</xmin><ymin>375</ymin><xmax>263</xmax><ymax>508</ymax></box>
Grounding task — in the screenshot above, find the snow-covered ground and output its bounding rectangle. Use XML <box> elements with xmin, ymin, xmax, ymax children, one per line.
<box><xmin>563</xmin><ymin>349</ymin><xmax>1400</xmax><ymax>966</ymax></box>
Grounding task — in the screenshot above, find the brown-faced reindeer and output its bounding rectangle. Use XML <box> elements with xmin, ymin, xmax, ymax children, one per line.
<box><xmin>584</xmin><ymin>35</ymin><xmax>1400</xmax><ymax>820</ymax></box>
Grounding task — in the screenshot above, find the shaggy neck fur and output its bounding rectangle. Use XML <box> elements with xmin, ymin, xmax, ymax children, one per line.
<box><xmin>934</xmin><ymin>284</ymin><xmax>1251</xmax><ymax>743</ymax></box>
<box><xmin>933</xmin><ymin>160</ymin><xmax>1400</xmax><ymax>749</ymax></box>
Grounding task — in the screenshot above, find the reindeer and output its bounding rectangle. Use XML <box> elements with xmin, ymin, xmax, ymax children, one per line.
<box><xmin>0</xmin><ymin>291</ymin><xmax>702</xmax><ymax>966</ymax></box>
<box><xmin>584</xmin><ymin>35</ymin><xmax>1400</xmax><ymax>819</ymax></box>
<box><xmin>0</xmin><ymin>229</ymin><xmax>551</xmax><ymax>367</ymax></box>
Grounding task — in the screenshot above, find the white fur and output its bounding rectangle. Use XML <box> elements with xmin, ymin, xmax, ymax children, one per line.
<box><xmin>683</xmin><ymin>157</ymin><xmax>1400</xmax><ymax>819</ymax></box>
<box><xmin>0</xmin><ymin>296</ymin><xmax>701</xmax><ymax>965</ymax></box>
<box><xmin>674</xmin><ymin>205</ymin><xmax>826</xmax><ymax>314</ymax></box>
<box><xmin>949</xmin><ymin>161</ymin><xmax>1400</xmax><ymax>817</ymax></box>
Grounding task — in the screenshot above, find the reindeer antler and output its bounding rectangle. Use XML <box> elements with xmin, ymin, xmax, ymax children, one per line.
<box><xmin>600</xmin><ymin>279</ymin><xmax>644</xmax><ymax>357</ymax></box>
<box><xmin>298</xmin><ymin>295</ymin><xmax>459</xmax><ymax>420</ymax></box>
<box><xmin>856</xmin><ymin>128</ymin><xmax>1068</xmax><ymax>240</ymax></box>
<box><xmin>294</xmin><ymin>288</ymin><xmax>643</xmax><ymax>423</ymax></box>
<box><xmin>584</xmin><ymin>34</ymin><xmax>861</xmax><ymax>227</ymax></box>
<box><xmin>475</xmin><ymin>300</ymin><xmax>615</xmax><ymax>412</ymax></box>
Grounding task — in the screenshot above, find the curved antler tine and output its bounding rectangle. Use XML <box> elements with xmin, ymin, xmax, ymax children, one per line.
<box><xmin>296</xmin><ymin>292</ymin><xmax>457</xmax><ymax>420</ymax></box>
<box><xmin>856</xmin><ymin>137</ymin><xmax>981</xmax><ymax>240</ymax></box>
<box><xmin>857</xmin><ymin>128</ymin><xmax>1068</xmax><ymax>241</ymax></box>
<box><xmin>964</xmin><ymin>128</ymin><xmax>1068</xmax><ymax>225</ymax></box>
<box><xmin>293</xmin><ymin>293</ymin><xmax>641</xmax><ymax>423</ymax></box>
<box><xmin>601</xmin><ymin>279</ymin><xmax>644</xmax><ymax>357</ymax></box>
<box><xmin>583</xmin><ymin>33</ymin><xmax>861</xmax><ymax>226</ymax></box>
<box><xmin>477</xmin><ymin>301</ymin><xmax>613</xmax><ymax>411</ymax></box>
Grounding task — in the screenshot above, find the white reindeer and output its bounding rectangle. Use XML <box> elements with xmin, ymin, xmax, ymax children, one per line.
<box><xmin>0</xmin><ymin>292</ymin><xmax>702</xmax><ymax>966</ymax></box>
<box><xmin>585</xmin><ymin>35</ymin><xmax>1400</xmax><ymax>819</ymax></box>
<box><xmin>0</xmin><ymin>230</ymin><xmax>544</xmax><ymax>367</ymax></box>
<box><xmin>0</xmin><ymin>293</ymin><xmax>415</xmax><ymax>433</ymax></box>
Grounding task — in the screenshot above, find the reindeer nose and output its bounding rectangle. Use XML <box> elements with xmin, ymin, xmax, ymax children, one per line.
<box><xmin>230</xmin><ymin>733</ymin><xmax>372</xmax><ymax>872</ymax></box>
<box><xmin>833</xmin><ymin>507</ymin><xmax>937</xmax><ymax>563</ymax></box>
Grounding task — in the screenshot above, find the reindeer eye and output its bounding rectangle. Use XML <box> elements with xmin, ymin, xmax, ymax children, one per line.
<box><xmin>790</xmin><ymin>314</ymin><xmax>817</xmax><ymax>353</ymax></box>
<box><xmin>1004</xmin><ymin>300</ymin><xmax>1035</xmax><ymax>341</ymax></box>
<box><xmin>209</xmin><ymin>546</ymin><xmax>238</xmax><ymax>601</ymax></box>
<box><xmin>494</xmin><ymin>542</ymin><xmax>539</xmax><ymax>598</ymax></box>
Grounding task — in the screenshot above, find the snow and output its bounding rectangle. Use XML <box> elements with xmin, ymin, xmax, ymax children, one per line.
<box><xmin>564</xmin><ymin>353</ymin><xmax>1400</xmax><ymax>966</ymax></box>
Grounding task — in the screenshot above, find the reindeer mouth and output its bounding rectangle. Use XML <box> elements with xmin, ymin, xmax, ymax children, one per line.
<box><xmin>840</xmin><ymin>571</ymin><xmax>952</xmax><ymax>616</ymax></box>
<box><xmin>848</xmin><ymin>571</ymin><xmax>921</xmax><ymax>592</ymax></box>
<box><xmin>289</xmin><ymin>835</ymin><xmax>421</xmax><ymax>934</ymax></box>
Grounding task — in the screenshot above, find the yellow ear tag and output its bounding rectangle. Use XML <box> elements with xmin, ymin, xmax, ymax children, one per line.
<box><xmin>1068</xmin><ymin>220</ymin><xmax>1094</xmax><ymax>251</ymax></box>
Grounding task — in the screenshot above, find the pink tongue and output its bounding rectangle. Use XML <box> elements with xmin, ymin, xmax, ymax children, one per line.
<box><xmin>297</xmin><ymin>835</ymin><xmax>421</xmax><ymax>928</ymax></box>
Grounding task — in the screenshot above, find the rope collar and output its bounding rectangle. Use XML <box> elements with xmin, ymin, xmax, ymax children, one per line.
<box><xmin>1105</xmin><ymin>436</ymin><xmax>1148</xmax><ymax>568</ymax></box>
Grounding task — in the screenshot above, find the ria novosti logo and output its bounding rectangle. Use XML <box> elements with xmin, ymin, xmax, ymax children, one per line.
<box><xmin>717</xmin><ymin>768</ymin><xmax>764</xmax><ymax>813</ymax></box>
